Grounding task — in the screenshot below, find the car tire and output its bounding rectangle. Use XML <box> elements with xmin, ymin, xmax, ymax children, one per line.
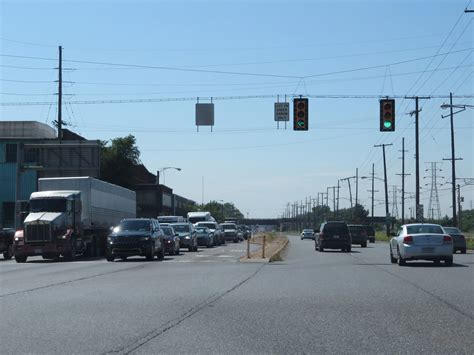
<box><xmin>15</xmin><ymin>255</ymin><xmax>27</xmax><ymax>263</ymax></box>
<box><xmin>158</xmin><ymin>245</ymin><xmax>165</xmax><ymax>261</ymax></box>
<box><xmin>390</xmin><ymin>247</ymin><xmax>397</xmax><ymax>264</ymax></box>
<box><xmin>3</xmin><ymin>244</ymin><xmax>13</xmax><ymax>260</ymax></box>
<box><xmin>461</xmin><ymin>248</ymin><xmax>466</xmax><ymax>254</ymax></box>
<box><xmin>362</xmin><ymin>242</ymin><xmax>367</xmax><ymax>248</ymax></box>
<box><xmin>444</xmin><ymin>257</ymin><xmax>453</xmax><ymax>266</ymax></box>
<box><xmin>397</xmin><ymin>249</ymin><xmax>406</xmax><ymax>266</ymax></box>
<box><xmin>121</xmin><ymin>256</ymin><xmax>127</xmax><ymax>261</ymax></box>
<box><xmin>146</xmin><ymin>243</ymin><xmax>155</xmax><ymax>261</ymax></box>
<box><xmin>175</xmin><ymin>246</ymin><xmax>180</xmax><ymax>255</ymax></box>
<box><xmin>106</xmin><ymin>252</ymin><xmax>114</xmax><ymax>262</ymax></box>
<box><xmin>319</xmin><ymin>245</ymin><xmax>324</xmax><ymax>252</ymax></box>
<box><xmin>370</xmin><ymin>238</ymin><xmax>375</xmax><ymax>243</ymax></box>
<box><xmin>434</xmin><ymin>259</ymin><xmax>441</xmax><ymax>265</ymax></box>
<box><xmin>346</xmin><ymin>246</ymin><xmax>351</xmax><ymax>253</ymax></box>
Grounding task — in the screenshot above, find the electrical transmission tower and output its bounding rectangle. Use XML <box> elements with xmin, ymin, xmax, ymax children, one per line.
<box><xmin>425</xmin><ymin>162</ymin><xmax>443</xmax><ymax>220</ymax></box>
<box><xmin>391</xmin><ymin>185</ymin><xmax>399</xmax><ymax>219</ymax></box>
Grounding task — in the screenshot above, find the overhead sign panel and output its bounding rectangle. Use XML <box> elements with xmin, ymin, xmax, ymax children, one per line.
<box><xmin>274</xmin><ymin>102</ymin><xmax>289</xmax><ymax>121</ymax></box>
<box><xmin>196</xmin><ymin>103</ymin><xmax>214</xmax><ymax>126</ymax></box>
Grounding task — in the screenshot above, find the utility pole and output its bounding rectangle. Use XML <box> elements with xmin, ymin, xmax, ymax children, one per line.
<box><xmin>336</xmin><ymin>180</ymin><xmax>340</xmax><ymax>219</ymax></box>
<box><xmin>57</xmin><ymin>45</ymin><xmax>63</xmax><ymax>142</ymax></box>
<box><xmin>375</xmin><ymin>143</ymin><xmax>393</xmax><ymax>236</ymax></box>
<box><xmin>442</xmin><ymin>92</ymin><xmax>463</xmax><ymax>227</ymax></box>
<box><xmin>406</xmin><ymin>96</ymin><xmax>430</xmax><ymax>221</ymax></box>
<box><xmin>368</xmin><ymin>163</ymin><xmax>378</xmax><ymax>227</ymax></box>
<box><xmin>397</xmin><ymin>138</ymin><xmax>410</xmax><ymax>224</ymax></box>
<box><xmin>457</xmin><ymin>184</ymin><xmax>462</xmax><ymax>229</ymax></box>
<box><xmin>355</xmin><ymin>168</ymin><xmax>359</xmax><ymax>207</ymax></box>
<box><xmin>340</xmin><ymin>176</ymin><xmax>355</xmax><ymax>220</ymax></box>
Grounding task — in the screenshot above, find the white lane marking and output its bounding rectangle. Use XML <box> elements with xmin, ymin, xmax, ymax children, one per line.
<box><xmin>218</xmin><ymin>255</ymin><xmax>235</xmax><ymax>258</ymax></box>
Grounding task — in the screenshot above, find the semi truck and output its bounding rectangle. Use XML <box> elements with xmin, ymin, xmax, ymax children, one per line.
<box><xmin>13</xmin><ymin>177</ymin><xmax>136</xmax><ymax>262</ymax></box>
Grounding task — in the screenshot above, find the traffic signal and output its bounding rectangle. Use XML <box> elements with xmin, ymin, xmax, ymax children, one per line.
<box><xmin>293</xmin><ymin>98</ymin><xmax>308</xmax><ymax>131</ymax></box>
<box><xmin>380</xmin><ymin>99</ymin><xmax>395</xmax><ymax>132</ymax></box>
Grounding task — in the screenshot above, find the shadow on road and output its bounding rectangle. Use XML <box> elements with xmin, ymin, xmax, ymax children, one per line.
<box><xmin>401</xmin><ymin>262</ymin><xmax>469</xmax><ymax>268</ymax></box>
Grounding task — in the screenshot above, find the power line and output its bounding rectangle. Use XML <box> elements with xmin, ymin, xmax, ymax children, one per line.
<box><xmin>2</xmin><ymin>94</ymin><xmax>473</xmax><ymax>106</ymax></box>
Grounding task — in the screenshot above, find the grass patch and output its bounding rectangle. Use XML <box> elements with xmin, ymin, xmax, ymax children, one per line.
<box><xmin>375</xmin><ymin>231</ymin><xmax>391</xmax><ymax>242</ymax></box>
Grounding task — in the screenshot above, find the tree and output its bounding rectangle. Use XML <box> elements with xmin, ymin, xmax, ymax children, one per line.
<box><xmin>100</xmin><ymin>135</ymin><xmax>142</xmax><ymax>189</ymax></box>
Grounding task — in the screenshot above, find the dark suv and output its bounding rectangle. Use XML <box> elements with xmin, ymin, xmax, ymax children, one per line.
<box><xmin>348</xmin><ymin>224</ymin><xmax>368</xmax><ymax>248</ymax></box>
<box><xmin>362</xmin><ymin>225</ymin><xmax>375</xmax><ymax>243</ymax></box>
<box><xmin>315</xmin><ymin>221</ymin><xmax>352</xmax><ymax>252</ymax></box>
<box><xmin>106</xmin><ymin>218</ymin><xmax>165</xmax><ymax>261</ymax></box>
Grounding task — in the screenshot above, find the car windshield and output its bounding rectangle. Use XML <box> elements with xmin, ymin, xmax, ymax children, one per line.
<box><xmin>198</xmin><ymin>223</ymin><xmax>215</xmax><ymax>229</ymax></box>
<box><xmin>407</xmin><ymin>225</ymin><xmax>444</xmax><ymax>234</ymax></box>
<box><xmin>221</xmin><ymin>224</ymin><xmax>236</xmax><ymax>229</ymax></box>
<box><xmin>30</xmin><ymin>198</ymin><xmax>67</xmax><ymax>213</ymax></box>
<box><xmin>195</xmin><ymin>227</ymin><xmax>208</xmax><ymax>232</ymax></box>
<box><xmin>303</xmin><ymin>229</ymin><xmax>313</xmax><ymax>233</ymax></box>
<box><xmin>117</xmin><ymin>220</ymin><xmax>151</xmax><ymax>232</ymax></box>
<box><xmin>162</xmin><ymin>227</ymin><xmax>174</xmax><ymax>236</ymax></box>
<box><xmin>443</xmin><ymin>227</ymin><xmax>460</xmax><ymax>234</ymax></box>
<box><xmin>172</xmin><ymin>224</ymin><xmax>189</xmax><ymax>233</ymax></box>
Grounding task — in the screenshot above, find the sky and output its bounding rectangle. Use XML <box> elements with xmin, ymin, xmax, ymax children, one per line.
<box><xmin>1</xmin><ymin>0</ymin><xmax>473</xmax><ymax>219</ymax></box>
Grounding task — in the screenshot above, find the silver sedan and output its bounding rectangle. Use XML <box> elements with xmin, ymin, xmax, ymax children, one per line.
<box><xmin>389</xmin><ymin>223</ymin><xmax>454</xmax><ymax>266</ymax></box>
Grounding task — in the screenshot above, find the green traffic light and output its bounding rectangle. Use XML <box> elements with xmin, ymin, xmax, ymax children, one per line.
<box><xmin>383</xmin><ymin>121</ymin><xmax>392</xmax><ymax>129</ymax></box>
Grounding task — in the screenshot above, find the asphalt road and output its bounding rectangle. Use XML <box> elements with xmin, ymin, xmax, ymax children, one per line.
<box><xmin>1</xmin><ymin>236</ymin><xmax>473</xmax><ymax>354</ymax></box>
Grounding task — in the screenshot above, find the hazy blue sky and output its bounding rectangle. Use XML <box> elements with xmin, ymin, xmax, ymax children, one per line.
<box><xmin>1</xmin><ymin>0</ymin><xmax>473</xmax><ymax>219</ymax></box>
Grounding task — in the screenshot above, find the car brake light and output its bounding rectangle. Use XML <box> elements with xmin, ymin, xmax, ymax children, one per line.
<box><xmin>403</xmin><ymin>236</ymin><xmax>413</xmax><ymax>244</ymax></box>
<box><xmin>443</xmin><ymin>235</ymin><xmax>453</xmax><ymax>243</ymax></box>
<box><xmin>460</xmin><ymin>235</ymin><xmax>465</xmax><ymax>240</ymax></box>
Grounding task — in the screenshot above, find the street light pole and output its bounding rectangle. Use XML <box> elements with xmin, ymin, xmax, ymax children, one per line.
<box><xmin>158</xmin><ymin>166</ymin><xmax>182</xmax><ymax>185</ymax></box>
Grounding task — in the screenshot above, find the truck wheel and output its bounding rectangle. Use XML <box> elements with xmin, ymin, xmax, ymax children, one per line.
<box><xmin>3</xmin><ymin>245</ymin><xmax>13</xmax><ymax>260</ymax></box>
<box><xmin>106</xmin><ymin>253</ymin><xmax>115</xmax><ymax>262</ymax></box>
<box><xmin>15</xmin><ymin>255</ymin><xmax>27</xmax><ymax>263</ymax></box>
<box><xmin>64</xmin><ymin>240</ymin><xmax>77</xmax><ymax>261</ymax></box>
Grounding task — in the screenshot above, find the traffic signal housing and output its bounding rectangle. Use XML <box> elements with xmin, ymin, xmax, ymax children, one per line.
<box><xmin>293</xmin><ymin>98</ymin><xmax>308</xmax><ymax>131</ymax></box>
<box><xmin>380</xmin><ymin>99</ymin><xmax>395</xmax><ymax>132</ymax></box>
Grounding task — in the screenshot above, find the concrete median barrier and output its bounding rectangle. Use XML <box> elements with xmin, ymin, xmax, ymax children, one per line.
<box><xmin>240</xmin><ymin>233</ymin><xmax>289</xmax><ymax>263</ymax></box>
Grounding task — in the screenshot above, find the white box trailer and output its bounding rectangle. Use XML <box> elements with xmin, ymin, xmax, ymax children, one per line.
<box><xmin>38</xmin><ymin>176</ymin><xmax>136</xmax><ymax>229</ymax></box>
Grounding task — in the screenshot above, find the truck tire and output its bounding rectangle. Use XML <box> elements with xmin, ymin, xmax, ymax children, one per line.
<box><xmin>64</xmin><ymin>239</ymin><xmax>77</xmax><ymax>261</ymax></box>
<box><xmin>3</xmin><ymin>245</ymin><xmax>13</xmax><ymax>260</ymax></box>
<box><xmin>15</xmin><ymin>255</ymin><xmax>27</xmax><ymax>263</ymax></box>
<box><xmin>106</xmin><ymin>253</ymin><xmax>115</xmax><ymax>262</ymax></box>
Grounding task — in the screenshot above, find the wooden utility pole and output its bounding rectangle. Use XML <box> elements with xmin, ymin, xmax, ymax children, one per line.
<box><xmin>406</xmin><ymin>96</ymin><xmax>430</xmax><ymax>221</ymax></box>
<box><xmin>375</xmin><ymin>143</ymin><xmax>393</xmax><ymax>236</ymax></box>
<box><xmin>57</xmin><ymin>46</ymin><xmax>63</xmax><ymax>142</ymax></box>
<box><xmin>397</xmin><ymin>138</ymin><xmax>410</xmax><ymax>224</ymax></box>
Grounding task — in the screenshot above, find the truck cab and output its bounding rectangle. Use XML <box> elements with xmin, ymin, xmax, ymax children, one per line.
<box><xmin>14</xmin><ymin>191</ymin><xmax>83</xmax><ymax>262</ymax></box>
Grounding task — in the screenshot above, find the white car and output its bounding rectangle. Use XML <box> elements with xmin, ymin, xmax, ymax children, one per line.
<box><xmin>389</xmin><ymin>223</ymin><xmax>454</xmax><ymax>266</ymax></box>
